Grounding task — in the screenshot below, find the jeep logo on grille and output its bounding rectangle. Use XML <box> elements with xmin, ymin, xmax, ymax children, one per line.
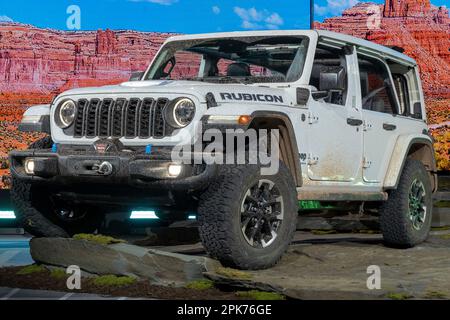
<box><xmin>220</xmin><ymin>93</ymin><xmax>283</xmax><ymax>103</ymax></box>
<box><xmin>93</xmin><ymin>139</ymin><xmax>120</xmax><ymax>154</ymax></box>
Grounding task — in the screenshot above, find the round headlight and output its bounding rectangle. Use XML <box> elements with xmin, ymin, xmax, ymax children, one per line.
<box><xmin>168</xmin><ymin>98</ymin><xmax>196</xmax><ymax>128</ymax></box>
<box><xmin>57</xmin><ymin>100</ymin><xmax>76</xmax><ymax>128</ymax></box>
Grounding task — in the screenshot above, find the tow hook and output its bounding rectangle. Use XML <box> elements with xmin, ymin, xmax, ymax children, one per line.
<box><xmin>92</xmin><ymin>161</ymin><xmax>114</xmax><ymax>175</ymax></box>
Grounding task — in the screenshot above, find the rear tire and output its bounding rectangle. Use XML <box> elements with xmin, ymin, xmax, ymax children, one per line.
<box><xmin>198</xmin><ymin>161</ymin><xmax>297</xmax><ymax>270</ymax></box>
<box><xmin>379</xmin><ymin>159</ymin><xmax>432</xmax><ymax>248</ymax></box>
<box><xmin>11</xmin><ymin>136</ymin><xmax>104</xmax><ymax>237</ymax></box>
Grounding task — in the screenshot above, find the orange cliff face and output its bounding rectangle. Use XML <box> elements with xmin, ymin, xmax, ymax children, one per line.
<box><xmin>0</xmin><ymin>25</ymin><xmax>173</xmax><ymax>94</ymax></box>
<box><xmin>384</xmin><ymin>0</ymin><xmax>431</xmax><ymax>17</ymax></box>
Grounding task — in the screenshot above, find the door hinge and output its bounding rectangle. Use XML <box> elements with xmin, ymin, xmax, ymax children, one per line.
<box><xmin>307</xmin><ymin>154</ymin><xmax>319</xmax><ymax>165</ymax></box>
<box><xmin>363</xmin><ymin>121</ymin><xmax>373</xmax><ymax>131</ymax></box>
<box><xmin>363</xmin><ymin>157</ymin><xmax>372</xmax><ymax>168</ymax></box>
<box><xmin>308</xmin><ymin>112</ymin><xmax>319</xmax><ymax>124</ymax></box>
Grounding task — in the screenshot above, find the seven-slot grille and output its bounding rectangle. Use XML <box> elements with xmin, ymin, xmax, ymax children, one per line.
<box><xmin>73</xmin><ymin>97</ymin><xmax>170</xmax><ymax>139</ymax></box>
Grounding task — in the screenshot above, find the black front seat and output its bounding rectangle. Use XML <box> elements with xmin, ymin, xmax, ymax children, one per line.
<box><xmin>227</xmin><ymin>63</ymin><xmax>251</xmax><ymax>77</ymax></box>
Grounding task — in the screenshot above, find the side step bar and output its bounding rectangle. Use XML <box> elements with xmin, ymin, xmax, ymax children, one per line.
<box><xmin>297</xmin><ymin>191</ymin><xmax>388</xmax><ymax>202</ymax></box>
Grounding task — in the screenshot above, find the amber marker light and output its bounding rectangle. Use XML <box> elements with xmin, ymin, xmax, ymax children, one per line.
<box><xmin>238</xmin><ymin>115</ymin><xmax>251</xmax><ymax>125</ymax></box>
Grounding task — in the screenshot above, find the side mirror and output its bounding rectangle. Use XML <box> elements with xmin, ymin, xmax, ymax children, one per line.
<box><xmin>319</xmin><ymin>66</ymin><xmax>346</xmax><ymax>91</ymax></box>
<box><xmin>129</xmin><ymin>71</ymin><xmax>144</xmax><ymax>81</ymax></box>
<box><xmin>412</xmin><ymin>102</ymin><xmax>422</xmax><ymax>119</ymax></box>
<box><xmin>312</xmin><ymin>66</ymin><xmax>346</xmax><ymax>104</ymax></box>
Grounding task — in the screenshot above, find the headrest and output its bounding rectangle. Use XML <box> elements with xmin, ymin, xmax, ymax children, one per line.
<box><xmin>227</xmin><ymin>63</ymin><xmax>251</xmax><ymax>77</ymax></box>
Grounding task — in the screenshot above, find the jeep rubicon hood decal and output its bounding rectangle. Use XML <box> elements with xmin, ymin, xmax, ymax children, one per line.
<box><xmin>219</xmin><ymin>92</ymin><xmax>283</xmax><ymax>103</ymax></box>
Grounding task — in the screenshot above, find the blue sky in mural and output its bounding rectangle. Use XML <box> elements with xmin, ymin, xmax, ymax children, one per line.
<box><xmin>0</xmin><ymin>0</ymin><xmax>448</xmax><ymax>32</ymax></box>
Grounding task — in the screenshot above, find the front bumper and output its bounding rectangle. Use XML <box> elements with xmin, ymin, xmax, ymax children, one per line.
<box><xmin>9</xmin><ymin>147</ymin><xmax>217</xmax><ymax>192</ymax></box>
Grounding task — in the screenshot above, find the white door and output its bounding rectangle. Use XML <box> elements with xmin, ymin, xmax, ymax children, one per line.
<box><xmin>306</xmin><ymin>45</ymin><xmax>363</xmax><ymax>182</ymax></box>
<box><xmin>357</xmin><ymin>53</ymin><xmax>400</xmax><ymax>183</ymax></box>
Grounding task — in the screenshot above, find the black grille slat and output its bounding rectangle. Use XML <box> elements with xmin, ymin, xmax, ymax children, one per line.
<box><xmin>74</xmin><ymin>99</ymin><xmax>88</xmax><ymax>137</ymax></box>
<box><xmin>111</xmin><ymin>99</ymin><xmax>127</xmax><ymax>138</ymax></box>
<box><xmin>85</xmin><ymin>99</ymin><xmax>100</xmax><ymax>138</ymax></box>
<box><xmin>139</xmin><ymin>98</ymin><xmax>155</xmax><ymax>138</ymax></box>
<box><xmin>124</xmin><ymin>98</ymin><xmax>141</xmax><ymax>138</ymax></box>
<box><xmin>153</xmin><ymin>98</ymin><xmax>168</xmax><ymax>138</ymax></box>
<box><xmin>73</xmin><ymin>97</ymin><xmax>169</xmax><ymax>139</ymax></box>
<box><xmin>98</xmin><ymin>99</ymin><xmax>113</xmax><ymax>138</ymax></box>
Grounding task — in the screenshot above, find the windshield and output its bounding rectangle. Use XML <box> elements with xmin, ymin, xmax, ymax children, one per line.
<box><xmin>145</xmin><ymin>36</ymin><xmax>308</xmax><ymax>84</ymax></box>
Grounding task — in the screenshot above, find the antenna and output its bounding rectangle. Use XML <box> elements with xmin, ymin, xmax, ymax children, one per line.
<box><xmin>310</xmin><ymin>0</ymin><xmax>315</xmax><ymax>30</ymax></box>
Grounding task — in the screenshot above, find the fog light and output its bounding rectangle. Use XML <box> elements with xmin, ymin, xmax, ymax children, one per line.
<box><xmin>168</xmin><ymin>164</ymin><xmax>182</xmax><ymax>177</ymax></box>
<box><xmin>24</xmin><ymin>158</ymin><xmax>35</xmax><ymax>175</ymax></box>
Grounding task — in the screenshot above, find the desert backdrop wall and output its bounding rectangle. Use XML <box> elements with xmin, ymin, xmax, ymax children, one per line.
<box><xmin>0</xmin><ymin>0</ymin><xmax>449</xmax><ymax>188</ymax></box>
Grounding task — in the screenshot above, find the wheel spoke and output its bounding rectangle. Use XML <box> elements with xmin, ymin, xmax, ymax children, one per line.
<box><xmin>266</xmin><ymin>211</ymin><xmax>282</xmax><ymax>221</ymax></box>
<box><xmin>247</xmin><ymin>223</ymin><xmax>260</xmax><ymax>242</ymax></box>
<box><xmin>258</xmin><ymin>180</ymin><xmax>274</xmax><ymax>190</ymax></box>
<box><xmin>246</xmin><ymin>195</ymin><xmax>259</xmax><ymax>205</ymax></box>
<box><xmin>261</xmin><ymin>196</ymin><xmax>283</xmax><ymax>208</ymax></box>
<box><xmin>415</xmin><ymin>184</ymin><xmax>422</xmax><ymax>199</ymax></box>
<box><xmin>241</xmin><ymin>210</ymin><xmax>256</xmax><ymax>219</ymax></box>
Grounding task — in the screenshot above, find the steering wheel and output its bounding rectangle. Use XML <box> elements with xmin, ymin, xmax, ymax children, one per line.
<box><xmin>362</xmin><ymin>85</ymin><xmax>386</xmax><ymax>108</ymax></box>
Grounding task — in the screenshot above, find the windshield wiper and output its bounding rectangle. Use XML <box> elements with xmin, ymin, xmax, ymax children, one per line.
<box><xmin>218</xmin><ymin>76</ymin><xmax>253</xmax><ymax>85</ymax></box>
<box><xmin>177</xmin><ymin>76</ymin><xmax>253</xmax><ymax>85</ymax></box>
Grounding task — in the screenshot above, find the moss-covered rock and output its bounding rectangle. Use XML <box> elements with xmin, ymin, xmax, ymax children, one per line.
<box><xmin>16</xmin><ymin>264</ymin><xmax>46</xmax><ymax>275</ymax></box>
<box><xmin>355</xmin><ymin>229</ymin><xmax>378</xmax><ymax>234</ymax></box>
<box><xmin>50</xmin><ymin>268</ymin><xmax>67</xmax><ymax>279</ymax></box>
<box><xmin>434</xmin><ymin>201</ymin><xmax>450</xmax><ymax>208</ymax></box>
<box><xmin>185</xmin><ymin>280</ymin><xmax>214</xmax><ymax>290</ymax></box>
<box><xmin>73</xmin><ymin>234</ymin><xmax>125</xmax><ymax>245</ymax></box>
<box><xmin>386</xmin><ymin>292</ymin><xmax>413</xmax><ymax>300</ymax></box>
<box><xmin>215</xmin><ymin>267</ymin><xmax>253</xmax><ymax>280</ymax></box>
<box><xmin>311</xmin><ymin>230</ymin><xmax>338</xmax><ymax>235</ymax></box>
<box><xmin>423</xmin><ymin>290</ymin><xmax>447</xmax><ymax>299</ymax></box>
<box><xmin>439</xmin><ymin>234</ymin><xmax>450</xmax><ymax>240</ymax></box>
<box><xmin>92</xmin><ymin>275</ymin><xmax>136</xmax><ymax>287</ymax></box>
<box><xmin>236</xmin><ymin>290</ymin><xmax>285</xmax><ymax>300</ymax></box>
<box><xmin>432</xmin><ymin>226</ymin><xmax>450</xmax><ymax>231</ymax></box>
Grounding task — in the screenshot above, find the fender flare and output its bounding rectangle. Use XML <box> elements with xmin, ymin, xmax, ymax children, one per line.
<box><xmin>249</xmin><ymin>111</ymin><xmax>302</xmax><ymax>187</ymax></box>
<box><xmin>384</xmin><ymin>135</ymin><xmax>438</xmax><ymax>192</ymax></box>
<box><xmin>18</xmin><ymin>104</ymin><xmax>51</xmax><ymax>133</ymax></box>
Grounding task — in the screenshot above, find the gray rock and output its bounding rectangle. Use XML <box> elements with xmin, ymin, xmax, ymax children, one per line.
<box><xmin>30</xmin><ymin>233</ymin><xmax>450</xmax><ymax>300</ymax></box>
<box><xmin>297</xmin><ymin>215</ymin><xmax>379</xmax><ymax>232</ymax></box>
<box><xmin>205</xmin><ymin>235</ymin><xmax>450</xmax><ymax>300</ymax></box>
<box><xmin>432</xmin><ymin>207</ymin><xmax>450</xmax><ymax>227</ymax></box>
<box><xmin>30</xmin><ymin>238</ymin><xmax>220</xmax><ymax>286</ymax></box>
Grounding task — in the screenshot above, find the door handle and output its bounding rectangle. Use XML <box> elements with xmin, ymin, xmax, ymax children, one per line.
<box><xmin>346</xmin><ymin>118</ymin><xmax>363</xmax><ymax>126</ymax></box>
<box><xmin>383</xmin><ymin>123</ymin><xmax>397</xmax><ymax>131</ymax></box>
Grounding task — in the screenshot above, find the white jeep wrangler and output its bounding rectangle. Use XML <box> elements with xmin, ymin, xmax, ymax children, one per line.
<box><xmin>10</xmin><ymin>30</ymin><xmax>438</xmax><ymax>270</ymax></box>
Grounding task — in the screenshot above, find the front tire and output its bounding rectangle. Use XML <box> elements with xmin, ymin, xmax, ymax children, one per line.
<box><xmin>198</xmin><ymin>162</ymin><xmax>297</xmax><ymax>270</ymax></box>
<box><xmin>379</xmin><ymin>159</ymin><xmax>433</xmax><ymax>248</ymax></box>
<box><xmin>11</xmin><ymin>137</ymin><xmax>104</xmax><ymax>237</ymax></box>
